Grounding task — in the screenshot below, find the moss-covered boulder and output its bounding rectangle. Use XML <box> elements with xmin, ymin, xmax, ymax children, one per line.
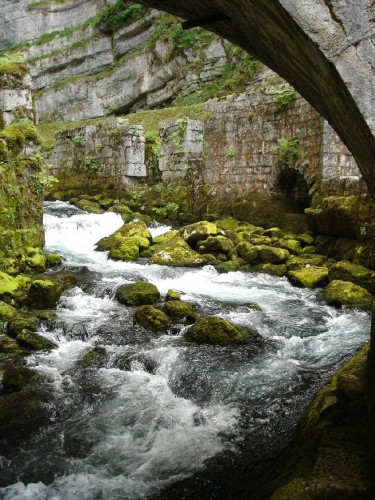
<box><xmin>0</xmin><ymin>271</ymin><xmax>28</xmax><ymax>304</ymax></box>
<box><xmin>79</xmin><ymin>346</ymin><xmax>106</xmax><ymax>367</ymax></box>
<box><xmin>318</xmin><ymin>280</ymin><xmax>373</xmax><ymax>310</ymax></box>
<box><xmin>253</xmin><ymin>263</ymin><xmax>287</xmax><ymax>277</ymax></box>
<box><xmin>25</xmin><ymin>279</ymin><xmax>63</xmax><ymax>309</ymax></box>
<box><xmin>72</xmin><ymin>198</ymin><xmax>104</xmax><ymax>214</ymax></box>
<box><xmin>286</xmin><ymin>254</ymin><xmax>333</xmax><ymax>271</ymax></box>
<box><xmin>257</xmin><ymin>245</ymin><xmax>290</xmax><ymax>264</ymax></box>
<box><xmin>214</xmin><ymin>218</ymin><xmax>240</xmax><ymax>231</ymax></box>
<box><xmin>277</xmin><ymin>239</ymin><xmax>302</xmax><ymax>254</ymax></box>
<box><xmin>216</xmin><ymin>260</ymin><xmax>243</xmax><ymax>273</ymax></box>
<box><xmin>16</xmin><ymin>329</ymin><xmax>57</xmax><ymax>350</ymax></box>
<box><xmin>7</xmin><ymin>313</ymin><xmax>41</xmax><ymax>338</ymax></box>
<box><xmin>134</xmin><ymin>305</ymin><xmax>170</xmax><ymax>332</ymax></box>
<box><xmin>237</xmin><ymin>242</ymin><xmax>259</xmax><ymax>264</ymax></box>
<box><xmin>163</xmin><ymin>300</ymin><xmax>197</xmax><ymax>322</ymax></box>
<box><xmin>196</xmin><ymin>236</ymin><xmax>236</xmax><ymax>259</ymax></box>
<box><xmin>116</xmin><ymin>282</ymin><xmax>160</xmax><ymax>306</ymax></box>
<box><xmin>297</xmin><ymin>233</ymin><xmax>315</xmax><ymax>246</ymax></box>
<box><xmin>288</xmin><ymin>266</ymin><xmax>329</xmax><ymax>289</ymax></box>
<box><xmin>108</xmin><ymin>237</ymin><xmax>140</xmax><ymax>261</ymax></box>
<box><xmin>180</xmin><ymin>221</ymin><xmax>218</xmax><ymax>247</ymax></box>
<box><xmin>108</xmin><ymin>203</ymin><xmax>134</xmax><ymax>223</ymax></box>
<box><xmin>96</xmin><ymin>220</ymin><xmax>151</xmax><ymax>252</ymax></box>
<box><xmin>0</xmin><ymin>301</ymin><xmax>17</xmax><ymax>322</ymax></box>
<box><xmin>165</xmin><ymin>289</ymin><xmax>180</xmax><ymax>301</ymax></box>
<box><xmin>45</xmin><ymin>253</ymin><xmax>62</xmax><ymax>268</ymax></box>
<box><xmin>148</xmin><ymin>235</ymin><xmax>207</xmax><ymax>267</ymax></box>
<box><xmin>185</xmin><ymin>316</ymin><xmax>259</xmax><ymax>345</ymax></box>
<box><xmin>328</xmin><ymin>261</ymin><xmax>375</xmax><ymax>294</ymax></box>
<box><xmin>2</xmin><ymin>366</ymin><xmax>36</xmax><ymax>392</ymax></box>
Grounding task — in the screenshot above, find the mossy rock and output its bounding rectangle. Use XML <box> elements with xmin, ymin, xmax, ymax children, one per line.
<box><xmin>301</xmin><ymin>246</ymin><xmax>317</xmax><ymax>254</ymax></box>
<box><xmin>214</xmin><ymin>218</ymin><xmax>240</xmax><ymax>231</ymax></box>
<box><xmin>72</xmin><ymin>198</ymin><xmax>104</xmax><ymax>214</ymax></box>
<box><xmin>257</xmin><ymin>245</ymin><xmax>290</xmax><ymax>264</ymax></box>
<box><xmin>79</xmin><ymin>346</ymin><xmax>106</xmax><ymax>367</ymax></box>
<box><xmin>97</xmin><ymin>197</ymin><xmax>114</xmax><ymax>210</ymax></box>
<box><xmin>57</xmin><ymin>273</ymin><xmax>77</xmax><ymax>290</ymax></box>
<box><xmin>96</xmin><ymin>220</ymin><xmax>151</xmax><ymax>252</ymax></box>
<box><xmin>2</xmin><ymin>366</ymin><xmax>36</xmax><ymax>392</ymax></box>
<box><xmin>253</xmin><ymin>263</ymin><xmax>287</xmax><ymax>277</ymax></box>
<box><xmin>0</xmin><ymin>271</ymin><xmax>27</xmax><ymax>304</ymax></box>
<box><xmin>16</xmin><ymin>329</ymin><xmax>57</xmax><ymax>350</ymax></box>
<box><xmin>108</xmin><ymin>204</ymin><xmax>134</xmax><ymax>223</ymax></box>
<box><xmin>149</xmin><ymin>235</ymin><xmax>207</xmax><ymax>267</ymax></box>
<box><xmin>163</xmin><ymin>300</ymin><xmax>197</xmax><ymax>322</ymax></box>
<box><xmin>116</xmin><ymin>282</ymin><xmax>160</xmax><ymax>306</ymax></box>
<box><xmin>152</xmin><ymin>230</ymin><xmax>179</xmax><ymax>245</ymax></box>
<box><xmin>328</xmin><ymin>261</ymin><xmax>375</xmax><ymax>294</ymax></box>
<box><xmin>276</xmin><ymin>239</ymin><xmax>301</xmax><ymax>254</ymax></box>
<box><xmin>288</xmin><ymin>266</ymin><xmax>329</xmax><ymax>289</ymax></box>
<box><xmin>297</xmin><ymin>233</ymin><xmax>315</xmax><ymax>246</ymax></box>
<box><xmin>286</xmin><ymin>254</ymin><xmax>333</xmax><ymax>271</ymax></box>
<box><xmin>165</xmin><ymin>289</ymin><xmax>180</xmax><ymax>301</ymax></box>
<box><xmin>45</xmin><ymin>253</ymin><xmax>62</xmax><ymax>268</ymax></box>
<box><xmin>0</xmin><ymin>336</ymin><xmax>24</xmax><ymax>355</ymax></box>
<box><xmin>7</xmin><ymin>313</ymin><xmax>41</xmax><ymax>338</ymax></box>
<box><xmin>185</xmin><ymin>316</ymin><xmax>259</xmax><ymax>345</ymax></box>
<box><xmin>0</xmin><ymin>301</ymin><xmax>17</xmax><ymax>322</ymax></box>
<box><xmin>180</xmin><ymin>221</ymin><xmax>218</xmax><ymax>247</ymax></box>
<box><xmin>196</xmin><ymin>235</ymin><xmax>236</xmax><ymax>259</ymax></box>
<box><xmin>236</xmin><ymin>242</ymin><xmax>259</xmax><ymax>264</ymax></box>
<box><xmin>215</xmin><ymin>260</ymin><xmax>243</xmax><ymax>273</ymax></box>
<box><xmin>25</xmin><ymin>279</ymin><xmax>63</xmax><ymax>309</ymax></box>
<box><xmin>134</xmin><ymin>305</ymin><xmax>170</xmax><ymax>332</ymax></box>
<box><xmin>318</xmin><ymin>280</ymin><xmax>373</xmax><ymax>310</ymax></box>
<box><xmin>108</xmin><ymin>236</ymin><xmax>140</xmax><ymax>261</ymax></box>
<box><xmin>263</xmin><ymin>227</ymin><xmax>283</xmax><ymax>238</ymax></box>
<box><xmin>25</xmin><ymin>249</ymin><xmax>47</xmax><ymax>273</ymax></box>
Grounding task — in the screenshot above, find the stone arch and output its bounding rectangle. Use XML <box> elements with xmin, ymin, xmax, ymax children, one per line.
<box><xmin>272</xmin><ymin>167</ymin><xmax>312</xmax><ymax>214</ymax></box>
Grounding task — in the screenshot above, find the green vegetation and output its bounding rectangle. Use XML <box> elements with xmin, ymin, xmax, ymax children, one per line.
<box><xmin>0</xmin><ymin>120</ymin><xmax>40</xmax><ymax>154</ymax></box>
<box><xmin>226</xmin><ymin>149</ymin><xmax>235</xmax><ymax>158</ymax></box>
<box><xmin>0</xmin><ymin>54</ymin><xmax>28</xmax><ymax>82</ymax></box>
<box><xmin>273</xmin><ymin>85</ymin><xmax>298</xmax><ymax>112</ymax></box>
<box><xmin>27</xmin><ymin>0</ymin><xmax>67</xmax><ymax>10</ymax></box>
<box><xmin>98</xmin><ymin>1</ymin><xmax>147</xmax><ymax>34</ymax></box>
<box><xmin>277</xmin><ymin>138</ymin><xmax>303</xmax><ymax>165</ymax></box>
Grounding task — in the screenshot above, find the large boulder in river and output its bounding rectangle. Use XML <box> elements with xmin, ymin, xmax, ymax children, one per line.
<box><xmin>148</xmin><ymin>235</ymin><xmax>207</xmax><ymax>267</ymax></box>
<box><xmin>328</xmin><ymin>260</ymin><xmax>375</xmax><ymax>293</ymax></box>
<box><xmin>318</xmin><ymin>280</ymin><xmax>373</xmax><ymax>310</ymax></box>
<box><xmin>25</xmin><ymin>279</ymin><xmax>63</xmax><ymax>309</ymax></box>
<box><xmin>288</xmin><ymin>266</ymin><xmax>329</xmax><ymax>289</ymax></box>
<box><xmin>162</xmin><ymin>299</ymin><xmax>197</xmax><ymax>322</ymax></box>
<box><xmin>16</xmin><ymin>329</ymin><xmax>57</xmax><ymax>351</ymax></box>
<box><xmin>134</xmin><ymin>305</ymin><xmax>170</xmax><ymax>332</ymax></box>
<box><xmin>185</xmin><ymin>316</ymin><xmax>259</xmax><ymax>345</ymax></box>
<box><xmin>116</xmin><ymin>282</ymin><xmax>160</xmax><ymax>306</ymax></box>
<box><xmin>196</xmin><ymin>235</ymin><xmax>236</xmax><ymax>259</ymax></box>
<box><xmin>180</xmin><ymin>221</ymin><xmax>218</xmax><ymax>247</ymax></box>
<box><xmin>96</xmin><ymin>220</ymin><xmax>152</xmax><ymax>254</ymax></box>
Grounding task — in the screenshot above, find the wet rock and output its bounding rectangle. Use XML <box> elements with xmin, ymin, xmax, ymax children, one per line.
<box><xmin>108</xmin><ymin>236</ymin><xmax>140</xmax><ymax>261</ymax></box>
<box><xmin>215</xmin><ymin>260</ymin><xmax>243</xmax><ymax>273</ymax></box>
<box><xmin>0</xmin><ymin>271</ymin><xmax>29</xmax><ymax>305</ymax></box>
<box><xmin>116</xmin><ymin>282</ymin><xmax>160</xmax><ymax>306</ymax></box>
<box><xmin>0</xmin><ymin>336</ymin><xmax>24</xmax><ymax>355</ymax></box>
<box><xmin>185</xmin><ymin>316</ymin><xmax>259</xmax><ymax>345</ymax></box>
<box><xmin>96</xmin><ymin>220</ymin><xmax>151</xmax><ymax>251</ymax></box>
<box><xmin>45</xmin><ymin>253</ymin><xmax>62</xmax><ymax>268</ymax></box>
<box><xmin>288</xmin><ymin>266</ymin><xmax>329</xmax><ymax>289</ymax></box>
<box><xmin>71</xmin><ymin>198</ymin><xmax>104</xmax><ymax>214</ymax></box>
<box><xmin>0</xmin><ymin>300</ymin><xmax>17</xmax><ymax>322</ymax></box>
<box><xmin>196</xmin><ymin>236</ymin><xmax>236</xmax><ymax>259</ymax></box>
<box><xmin>148</xmin><ymin>235</ymin><xmax>207</xmax><ymax>267</ymax></box>
<box><xmin>252</xmin><ymin>263</ymin><xmax>287</xmax><ymax>277</ymax></box>
<box><xmin>328</xmin><ymin>260</ymin><xmax>375</xmax><ymax>294</ymax></box>
<box><xmin>16</xmin><ymin>329</ymin><xmax>57</xmax><ymax>350</ymax></box>
<box><xmin>7</xmin><ymin>313</ymin><xmax>40</xmax><ymax>338</ymax></box>
<box><xmin>57</xmin><ymin>273</ymin><xmax>78</xmax><ymax>290</ymax></box>
<box><xmin>180</xmin><ymin>221</ymin><xmax>218</xmax><ymax>247</ymax></box>
<box><xmin>165</xmin><ymin>289</ymin><xmax>181</xmax><ymax>301</ymax></box>
<box><xmin>257</xmin><ymin>245</ymin><xmax>290</xmax><ymax>264</ymax></box>
<box><xmin>2</xmin><ymin>366</ymin><xmax>36</xmax><ymax>392</ymax></box>
<box><xmin>162</xmin><ymin>300</ymin><xmax>197</xmax><ymax>322</ymax></box>
<box><xmin>79</xmin><ymin>346</ymin><xmax>107</xmax><ymax>367</ymax></box>
<box><xmin>25</xmin><ymin>279</ymin><xmax>63</xmax><ymax>309</ymax></box>
<box><xmin>134</xmin><ymin>305</ymin><xmax>170</xmax><ymax>332</ymax></box>
<box><xmin>276</xmin><ymin>238</ymin><xmax>302</xmax><ymax>254</ymax></box>
<box><xmin>286</xmin><ymin>254</ymin><xmax>333</xmax><ymax>271</ymax></box>
<box><xmin>318</xmin><ymin>280</ymin><xmax>373</xmax><ymax>310</ymax></box>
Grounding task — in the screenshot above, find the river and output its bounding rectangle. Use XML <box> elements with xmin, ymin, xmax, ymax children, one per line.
<box><xmin>0</xmin><ymin>201</ymin><xmax>370</xmax><ymax>499</ymax></box>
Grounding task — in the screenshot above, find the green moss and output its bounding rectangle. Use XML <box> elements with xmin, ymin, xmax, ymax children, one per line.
<box><xmin>162</xmin><ymin>299</ymin><xmax>197</xmax><ymax>321</ymax></box>
<box><xmin>196</xmin><ymin>235</ymin><xmax>236</xmax><ymax>259</ymax></box>
<box><xmin>329</xmin><ymin>261</ymin><xmax>375</xmax><ymax>294</ymax></box>
<box><xmin>257</xmin><ymin>245</ymin><xmax>290</xmax><ymax>264</ymax></box>
<box><xmin>185</xmin><ymin>316</ymin><xmax>259</xmax><ymax>345</ymax></box>
<box><xmin>149</xmin><ymin>235</ymin><xmax>207</xmax><ymax>267</ymax></box>
<box><xmin>273</xmin><ymin>84</ymin><xmax>298</xmax><ymax>112</ymax></box>
<box><xmin>134</xmin><ymin>305</ymin><xmax>170</xmax><ymax>332</ymax></box>
<box><xmin>27</xmin><ymin>0</ymin><xmax>67</xmax><ymax>10</ymax></box>
<box><xmin>45</xmin><ymin>253</ymin><xmax>62</xmax><ymax>268</ymax></box>
<box><xmin>79</xmin><ymin>346</ymin><xmax>106</xmax><ymax>367</ymax></box>
<box><xmin>0</xmin><ymin>301</ymin><xmax>17</xmax><ymax>321</ymax></box>
<box><xmin>97</xmin><ymin>0</ymin><xmax>147</xmax><ymax>34</ymax></box>
<box><xmin>108</xmin><ymin>236</ymin><xmax>140</xmax><ymax>261</ymax></box>
<box><xmin>318</xmin><ymin>280</ymin><xmax>373</xmax><ymax>310</ymax></box>
<box><xmin>288</xmin><ymin>266</ymin><xmax>329</xmax><ymax>289</ymax></box>
<box><xmin>115</xmin><ymin>282</ymin><xmax>161</xmax><ymax>306</ymax></box>
<box><xmin>252</xmin><ymin>263</ymin><xmax>287</xmax><ymax>277</ymax></box>
<box><xmin>2</xmin><ymin>366</ymin><xmax>36</xmax><ymax>392</ymax></box>
<box><xmin>25</xmin><ymin>279</ymin><xmax>63</xmax><ymax>309</ymax></box>
<box><xmin>0</xmin><ymin>120</ymin><xmax>40</xmax><ymax>155</ymax></box>
<box><xmin>7</xmin><ymin>313</ymin><xmax>41</xmax><ymax>338</ymax></box>
<box><xmin>165</xmin><ymin>289</ymin><xmax>180</xmax><ymax>301</ymax></box>
<box><xmin>71</xmin><ymin>198</ymin><xmax>104</xmax><ymax>214</ymax></box>
<box><xmin>180</xmin><ymin>221</ymin><xmax>218</xmax><ymax>247</ymax></box>
<box><xmin>16</xmin><ymin>329</ymin><xmax>56</xmax><ymax>350</ymax></box>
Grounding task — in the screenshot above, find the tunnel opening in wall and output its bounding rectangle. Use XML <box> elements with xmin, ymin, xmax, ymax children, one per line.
<box><xmin>272</xmin><ymin>168</ymin><xmax>311</xmax><ymax>214</ymax></box>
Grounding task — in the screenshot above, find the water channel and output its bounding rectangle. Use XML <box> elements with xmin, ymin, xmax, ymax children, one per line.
<box><xmin>0</xmin><ymin>201</ymin><xmax>370</xmax><ymax>499</ymax></box>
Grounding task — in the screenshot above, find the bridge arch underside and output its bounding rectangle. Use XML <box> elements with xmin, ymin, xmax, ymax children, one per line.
<box><xmin>139</xmin><ymin>0</ymin><xmax>375</xmax><ymax>201</ymax></box>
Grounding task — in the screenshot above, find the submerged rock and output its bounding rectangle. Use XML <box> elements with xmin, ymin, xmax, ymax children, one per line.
<box><xmin>2</xmin><ymin>366</ymin><xmax>36</xmax><ymax>392</ymax></box>
<box><xmin>116</xmin><ymin>282</ymin><xmax>160</xmax><ymax>306</ymax></box>
<box><xmin>79</xmin><ymin>346</ymin><xmax>107</xmax><ymax>367</ymax></box>
<box><xmin>318</xmin><ymin>280</ymin><xmax>373</xmax><ymax>310</ymax></box>
<box><xmin>185</xmin><ymin>316</ymin><xmax>259</xmax><ymax>345</ymax></box>
<box><xmin>134</xmin><ymin>305</ymin><xmax>170</xmax><ymax>332</ymax></box>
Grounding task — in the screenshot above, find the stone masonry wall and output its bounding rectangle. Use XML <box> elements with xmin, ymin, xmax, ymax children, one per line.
<box><xmin>51</xmin><ymin>117</ymin><xmax>146</xmax><ymax>191</ymax></box>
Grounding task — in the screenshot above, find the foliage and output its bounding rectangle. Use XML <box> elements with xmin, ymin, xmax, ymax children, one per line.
<box><xmin>152</xmin><ymin>202</ymin><xmax>180</xmax><ymax>218</ymax></box>
<box><xmin>0</xmin><ymin>120</ymin><xmax>40</xmax><ymax>154</ymax></box>
<box><xmin>97</xmin><ymin>0</ymin><xmax>147</xmax><ymax>34</ymax></box>
<box><xmin>277</xmin><ymin>138</ymin><xmax>303</xmax><ymax>165</ymax></box>
<box><xmin>73</xmin><ymin>134</ymin><xmax>84</xmax><ymax>146</ymax></box>
<box><xmin>145</xmin><ymin>131</ymin><xmax>161</xmax><ymax>157</ymax></box>
<box><xmin>84</xmin><ymin>155</ymin><xmax>98</xmax><ymax>173</ymax></box>
<box><xmin>0</xmin><ymin>53</ymin><xmax>28</xmax><ymax>78</ymax></box>
<box><xmin>274</xmin><ymin>85</ymin><xmax>298</xmax><ymax>112</ymax></box>
<box><xmin>27</xmin><ymin>0</ymin><xmax>67</xmax><ymax>10</ymax></box>
<box><xmin>226</xmin><ymin>149</ymin><xmax>235</xmax><ymax>158</ymax></box>
<box><xmin>167</xmin><ymin>183</ymin><xmax>177</xmax><ymax>197</ymax></box>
